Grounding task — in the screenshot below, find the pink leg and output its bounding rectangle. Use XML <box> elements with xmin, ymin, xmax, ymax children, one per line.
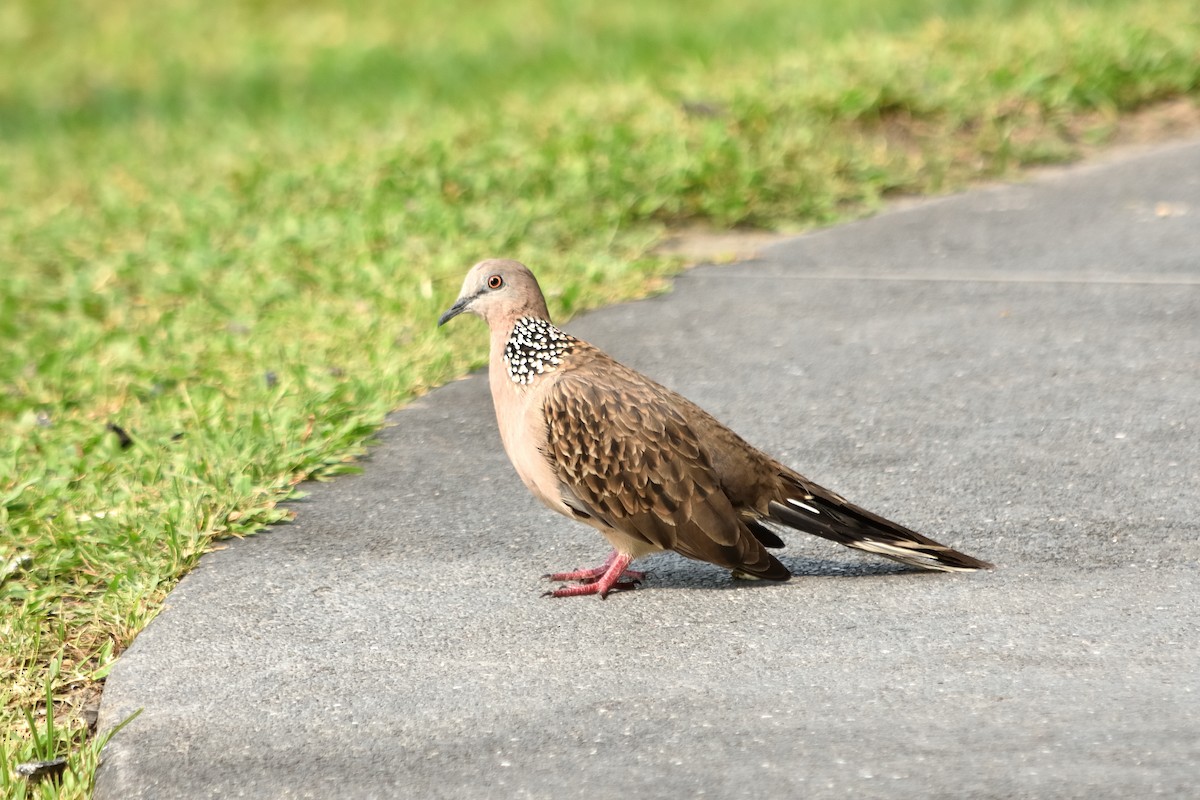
<box><xmin>543</xmin><ymin>550</ymin><xmax>643</xmax><ymax>599</ymax></box>
<box><xmin>543</xmin><ymin>550</ymin><xmax>645</xmax><ymax>584</ymax></box>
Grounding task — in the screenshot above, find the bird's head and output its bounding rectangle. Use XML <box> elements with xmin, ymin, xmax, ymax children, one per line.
<box><xmin>438</xmin><ymin>259</ymin><xmax>551</xmax><ymax>329</ymax></box>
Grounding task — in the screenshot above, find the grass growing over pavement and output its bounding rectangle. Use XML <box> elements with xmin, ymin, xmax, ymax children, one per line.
<box><xmin>1</xmin><ymin>0</ymin><xmax>1198</xmax><ymax>795</ymax></box>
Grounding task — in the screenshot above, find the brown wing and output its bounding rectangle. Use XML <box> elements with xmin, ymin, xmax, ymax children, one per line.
<box><xmin>542</xmin><ymin>360</ymin><xmax>788</xmax><ymax>581</ymax></box>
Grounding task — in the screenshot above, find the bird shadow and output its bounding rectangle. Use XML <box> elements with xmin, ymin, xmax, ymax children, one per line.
<box><xmin>636</xmin><ymin>554</ymin><xmax>923</xmax><ymax>592</ymax></box>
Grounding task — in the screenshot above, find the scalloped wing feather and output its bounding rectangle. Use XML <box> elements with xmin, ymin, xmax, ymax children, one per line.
<box><xmin>542</xmin><ymin>357</ymin><xmax>789</xmax><ymax>581</ymax></box>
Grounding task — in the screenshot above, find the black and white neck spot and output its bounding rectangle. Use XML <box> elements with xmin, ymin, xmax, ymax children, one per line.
<box><xmin>503</xmin><ymin>317</ymin><xmax>576</xmax><ymax>385</ymax></box>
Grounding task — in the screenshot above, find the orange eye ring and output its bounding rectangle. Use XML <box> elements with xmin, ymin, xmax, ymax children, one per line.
<box><xmin>487</xmin><ymin>274</ymin><xmax>504</xmax><ymax>289</ymax></box>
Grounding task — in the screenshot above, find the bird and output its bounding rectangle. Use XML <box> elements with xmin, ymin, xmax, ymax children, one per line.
<box><xmin>438</xmin><ymin>259</ymin><xmax>992</xmax><ymax>598</ymax></box>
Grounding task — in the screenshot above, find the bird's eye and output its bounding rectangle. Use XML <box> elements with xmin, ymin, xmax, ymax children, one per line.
<box><xmin>487</xmin><ymin>274</ymin><xmax>504</xmax><ymax>290</ymax></box>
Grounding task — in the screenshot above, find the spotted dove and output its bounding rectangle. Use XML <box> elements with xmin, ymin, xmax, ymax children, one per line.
<box><xmin>439</xmin><ymin>259</ymin><xmax>991</xmax><ymax>598</ymax></box>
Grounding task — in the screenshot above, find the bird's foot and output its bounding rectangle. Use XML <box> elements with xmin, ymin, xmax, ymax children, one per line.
<box><xmin>542</xmin><ymin>551</ymin><xmax>640</xmax><ymax>599</ymax></box>
<box><xmin>585</xmin><ymin>569</ymin><xmax>646</xmax><ymax>585</ymax></box>
<box><xmin>542</xmin><ymin>549</ymin><xmax>645</xmax><ymax>583</ymax></box>
<box><xmin>542</xmin><ymin>579</ymin><xmax>640</xmax><ymax>599</ymax></box>
<box><xmin>543</xmin><ymin>566</ymin><xmax>646</xmax><ymax>585</ymax></box>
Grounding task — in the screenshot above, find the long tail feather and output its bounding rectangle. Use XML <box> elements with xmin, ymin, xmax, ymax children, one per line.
<box><xmin>766</xmin><ymin>484</ymin><xmax>992</xmax><ymax>572</ymax></box>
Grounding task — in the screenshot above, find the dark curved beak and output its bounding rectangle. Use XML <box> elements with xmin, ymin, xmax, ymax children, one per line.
<box><xmin>438</xmin><ymin>297</ymin><xmax>469</xmax><ymax>327</ymax></box>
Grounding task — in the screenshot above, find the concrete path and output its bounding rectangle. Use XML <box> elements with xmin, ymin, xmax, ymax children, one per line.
<box><xmin>96</xmin><ymin>140</ymin><xmax>1200</xmax><ymax>799</ymax></box>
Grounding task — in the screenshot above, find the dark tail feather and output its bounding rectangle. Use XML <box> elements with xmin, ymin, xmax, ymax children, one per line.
<box><xmin>747</xmin><ymin>519</ymin><xmax>786</xmax><ymax>549</ymax></box>
<box><xmin>766</xmin><ymin>486</ymin><xmax>992</xmax><ymax>572</ymax></box>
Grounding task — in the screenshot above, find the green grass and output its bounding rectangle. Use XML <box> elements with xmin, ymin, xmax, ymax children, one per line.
<box><xmin>1</xmin><ymin>0</ymin><xmax>1198</xmax><ymax>795</ymax></box>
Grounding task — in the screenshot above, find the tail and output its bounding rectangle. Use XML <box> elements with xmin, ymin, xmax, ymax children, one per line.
<box><xmin>766</xmin><ymin>477</ymin><xmax>992</xmax><ymax>572</ymax></box>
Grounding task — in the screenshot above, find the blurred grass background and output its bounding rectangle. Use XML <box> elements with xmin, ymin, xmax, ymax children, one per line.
<box><xmin>1</xmin><ymin>0</ymin><xmax>1198</xmax><ymax>796</ymax></box>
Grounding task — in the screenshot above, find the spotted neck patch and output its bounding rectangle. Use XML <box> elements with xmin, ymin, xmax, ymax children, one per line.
<box><xmin>503</xmin><ymin>316</ymin><xmax>576</xmax><ymax>385</ymax></box>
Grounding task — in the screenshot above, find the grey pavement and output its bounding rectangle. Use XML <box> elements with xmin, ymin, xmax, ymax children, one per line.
<box><xmin>96</xmin><ymin>140</ymin><xmax>1200</xmax><ymax>799</ymax></box>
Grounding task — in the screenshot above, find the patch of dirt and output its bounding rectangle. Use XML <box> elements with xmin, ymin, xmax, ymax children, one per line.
<box><xmin>655</xmin><ymin>97</ymin><xmax>1200</xmax><ymax>264</ymax></box>
<box><xmin>1091</xmin><ymin>96</ymin><xmax>1200</xmax><ymax>151</ymax></box>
